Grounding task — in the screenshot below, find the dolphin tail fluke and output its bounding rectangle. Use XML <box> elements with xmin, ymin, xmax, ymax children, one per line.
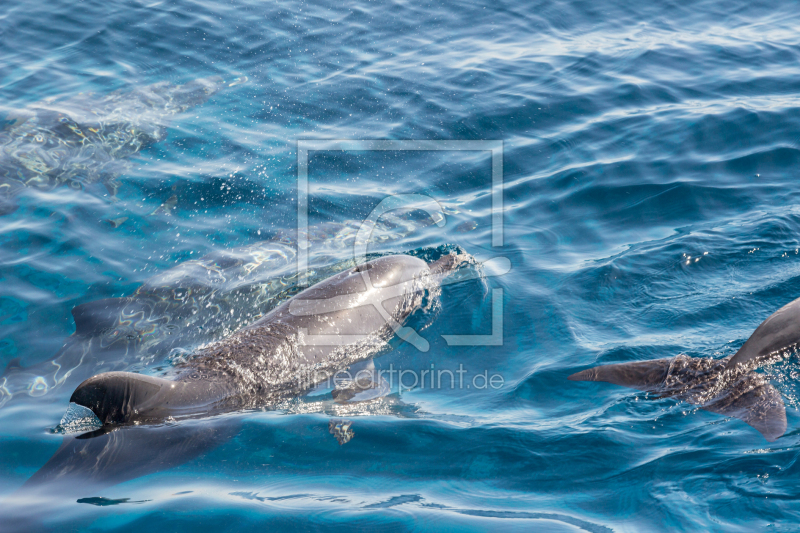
<box><xmin>567</xmin><ymin>359</ymin><xmax>674</xmax><ymax>391</ymax></box>
<box><xmin>702</xmin><ymin>381</ymin><xmax>787</xmax><ymax>442</ymax></box>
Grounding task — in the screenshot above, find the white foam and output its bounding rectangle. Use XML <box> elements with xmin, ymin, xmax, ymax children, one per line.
<box><xmin>56</xmin><ymin>402</ymin><xmax>103</xmax><ymax>434</ymax></box>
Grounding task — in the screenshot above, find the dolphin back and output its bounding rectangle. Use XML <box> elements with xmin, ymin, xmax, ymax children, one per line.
<box><xmin>726</xmin><ymin>296</ymin><xmax>800</xmax><ymax>370</ymax></box>
<box><xmin>68</xmin><ymin>254</ymin><xmax>437</xmax><ymax>425</ymax></box>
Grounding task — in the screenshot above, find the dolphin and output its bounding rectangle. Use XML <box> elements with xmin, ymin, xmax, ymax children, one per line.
<box><xmin>568</xmin><ymin>297</ymin><xmax>800</xmax><ymax>442</ymax></box>
<box><xmin>15</xmin><ymin>252</ymin><xmax>467</xmax><ymax>497</ymax></box>
<box><xmin>69</xmin><ymin>254</ymin><xmax>443</xmax><ymax>426</ymax></box>
<box><xmin>0</xmin><ymin>76</ymin><xmax>243</xmax><ymax>214</ymax></box>
<box><xmin>0</xmin><ymin>210</ymin><xmax>445</xmax><ymax>411</ymax></box>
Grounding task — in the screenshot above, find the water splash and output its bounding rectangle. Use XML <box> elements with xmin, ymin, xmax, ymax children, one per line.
<box><xmin>53</xmin><ymin>402</ymin><xmax>103</xmax><ymax>434</ymax></box>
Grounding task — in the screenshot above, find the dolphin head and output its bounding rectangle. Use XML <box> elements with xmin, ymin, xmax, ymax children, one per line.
<box><xmin>280</xmin><ymin>254</ymin><xmax>433</xmax><ymax>333</ymax></box>
<box><xmin>70</xmin><ymin>372</ymin><xmax>164</xmax><ymax>425</ymax></box>
<box><xmin>70</xmin><ymin>371</ymin><xmax>234</xmax><ymax>426</ymax></box>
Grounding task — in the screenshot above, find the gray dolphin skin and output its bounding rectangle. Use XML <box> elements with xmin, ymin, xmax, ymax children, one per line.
<box><xmin>15</xmin><ymin>251</ymin><xmax>466</xmax><ymax>498</ymax></box>
<box><xmin>568</xmin><ymin>297</ymin><xmax>800</xmax><ymax>442</ymax></box>
<box><xmin>0</xmin><ymin>211</ymin><xmax>445</xmax><ymax>410</ymax></box>
<box><xmin>0</xmin><ymin>76</ymin><xmax>240</xmax><ymax>213</ymax></box>
<box><xmin>69</xmin><ymin>253</ymin><xmax>442</xmax><ymax>427</ymax></box>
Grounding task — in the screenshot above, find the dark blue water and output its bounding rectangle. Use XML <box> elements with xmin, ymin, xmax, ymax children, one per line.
<box><xmin>2</xmin><ymin>0</ymin><xmax>800</xmax><ymax>530</ymax></box>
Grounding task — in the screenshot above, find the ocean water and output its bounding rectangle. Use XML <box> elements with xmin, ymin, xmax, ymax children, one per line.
<box><xmin>2</xmin><ymin>0</ymin><xmax>800</xmax><ymax>530</ymax></box>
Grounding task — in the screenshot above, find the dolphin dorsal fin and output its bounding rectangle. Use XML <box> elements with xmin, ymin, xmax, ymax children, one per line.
<box><xmin>726</xmin><ymin>297</ymin><xmax>800</xmax><ymax>370</ymax></box>
<box><xmin>71</xmin><ymin>298</ymin><xmax>130</xmax><ymax>337</ymax></box>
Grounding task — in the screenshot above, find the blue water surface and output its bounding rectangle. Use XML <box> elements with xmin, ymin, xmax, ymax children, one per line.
<box><xmin>2</xmin><ymin>0</ymin><xmax>800</xmax><ymax>530</ymax></box>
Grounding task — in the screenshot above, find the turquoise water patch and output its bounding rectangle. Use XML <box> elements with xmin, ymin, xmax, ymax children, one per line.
<box><xmin>2</xmin><ymin>0</ymin><xmax>800</xmax><ymax>530</ymax></box>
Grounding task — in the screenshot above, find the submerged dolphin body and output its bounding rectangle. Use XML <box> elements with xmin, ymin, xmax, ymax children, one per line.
<box><xmin>71</xmin><ymin>254</ymin><xmax>439</xmax><ymax>426</ymax></box>
<box><xmin>0</xmin><ymin>211</ymin><xmax>444</xmax><ymax>410</ymax></box>
<box><xmin>568</xmin><ymin>297</ymin><xmax>800</xmax><ymax>442</ymax></box>
<box><xmin>0</xmin><ymin>76</ymin><xmax>238</xmax><ymax>214</ymax></box>
<box><xmin>18</xmin><ymin>252</ymin><xmax>465</xmax><ymax>496</ymax></box>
